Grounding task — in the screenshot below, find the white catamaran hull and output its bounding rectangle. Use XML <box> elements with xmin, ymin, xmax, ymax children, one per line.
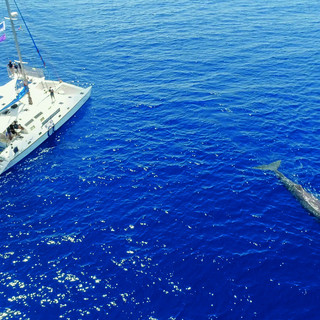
<box><xmin>0</xmin><ymin>80</ymin><xmax>92</xmax><ymax>175</ymax></box>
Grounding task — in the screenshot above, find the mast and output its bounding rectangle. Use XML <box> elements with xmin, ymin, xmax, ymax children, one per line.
<box><xmin>4</xmin><ymin>0</ymin><xmax>32</xmax><ymax>105</ymax></box>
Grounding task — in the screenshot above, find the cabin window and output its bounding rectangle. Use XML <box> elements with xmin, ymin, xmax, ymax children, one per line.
<box><xmin>25</xmin><ymin>119</ymin><xmax>34</xmax><ymax>126</ymax></box>
<box><xmin>42</xmin><ymin>108</ymin><xmax>60</xmax><ymax>126</ymax></box>
<box><xmin>35</xmin><ymin>112</ymin><xmax>43</xmax><ymax>119</ymax></box>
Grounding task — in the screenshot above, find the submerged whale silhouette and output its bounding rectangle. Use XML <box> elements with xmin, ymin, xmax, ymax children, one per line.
<box><xmin>254</xmin><ymin>160</ymin><xmax>320</xmax><ymax>218</ymax></box>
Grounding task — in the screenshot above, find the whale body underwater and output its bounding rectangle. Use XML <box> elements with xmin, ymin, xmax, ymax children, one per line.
<box><xmin>254</xmin><ymin>160</ymin><xmax>320</xmax><ymax>218</ymax></box>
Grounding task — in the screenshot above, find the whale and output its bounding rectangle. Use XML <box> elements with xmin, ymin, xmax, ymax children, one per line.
<box><xmin>254</xmin><ymin>160</ymin><xmax>320</xmax><ymax>218</ymax></box>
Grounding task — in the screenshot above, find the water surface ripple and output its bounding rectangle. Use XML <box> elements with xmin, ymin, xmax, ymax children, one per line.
<box><xmin>1</xmin><ymin>0</ymin><xmax>320</xmax><ymax>319</ymax></box>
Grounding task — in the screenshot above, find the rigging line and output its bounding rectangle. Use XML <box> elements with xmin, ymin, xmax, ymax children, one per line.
<box><xmin>38</xmin><ymin>46</ymin><xmax>61</xmax><ymax>81</ymax></box>
<box><xmin>12</xmin><ymin>0</ymin><xmax>46</xmax><ymax>67</ymax></box>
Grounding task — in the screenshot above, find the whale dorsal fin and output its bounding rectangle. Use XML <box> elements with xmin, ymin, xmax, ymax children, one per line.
<box><xmin>253</xmin><ymin>160</ymin><xmax>281</xmax><ymax>172</ymax></box>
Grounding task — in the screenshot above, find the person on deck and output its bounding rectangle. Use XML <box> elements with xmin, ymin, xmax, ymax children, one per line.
<box><xmin>6</xmin><ymin>127</ymin><xmax>12</xmax><ymax>140</ymax></box>
<box><xmin>8</xmin><ymin>60</ymin><xmax>14</xmax><ymax>74</ymax></box>
<box><xmin>49</xmin><ymin>87</ymin><xmax>55</xmax><ymax>102</ymax></box>
<box><xmin>8</xmin><ymin>124</ymin><xmax>16</xmax><ymax>140</ymax></box>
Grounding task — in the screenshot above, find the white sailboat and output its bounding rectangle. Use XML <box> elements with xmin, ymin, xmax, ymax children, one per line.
<box><xmin>0</xmin><ymin>0</ymin><xmax>92</xmax><ymax>175</ymax></box>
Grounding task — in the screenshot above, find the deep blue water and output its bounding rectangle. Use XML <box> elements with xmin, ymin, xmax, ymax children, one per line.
<box><xmin>1</xmin><ymin>0</ymin><xmax>320</xmax><ymax>318</ymax></box>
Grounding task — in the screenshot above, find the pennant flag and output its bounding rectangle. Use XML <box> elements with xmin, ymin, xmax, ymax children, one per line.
<box><xmin>0</xmin><ymin>21</ymin><xmax>5</xmax><ymax>32</ymax></box>
<box><xmin>0</xmin><ymin>34</ymin><xmax>6</xmax><ymax>42</ymax></box>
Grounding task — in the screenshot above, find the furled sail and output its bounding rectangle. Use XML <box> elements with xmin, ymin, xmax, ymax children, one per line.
<box><xmin>0</xmin><ymin>85</ymin><xmax>28</xmax><ymax>112</ymax></box>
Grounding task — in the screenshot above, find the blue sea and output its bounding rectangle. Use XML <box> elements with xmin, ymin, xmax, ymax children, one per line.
<box><xmin>1</xmin><ymin>0</ymin><xmax>320</xmax><ymax>318</ymax></box>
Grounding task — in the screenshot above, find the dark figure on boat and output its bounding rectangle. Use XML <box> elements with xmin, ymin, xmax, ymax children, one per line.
<box><xmin>7</xmin><ymin>60</ymin><xmax>14</xmax><ymax>74</ymax></box>
<box><xmin>49</xmin><ymin>87</ymin><xmax>55</xmax><ymax>102</ymax></box>
<box><xmin>14</xmin><ymin>62</ymin><xmax>21</xmax><ymax>75</ymax></box>
<box><xmin>6</xmin><ymin>121</ymin><xmax>24</xmax><ymax>141</ymax></box>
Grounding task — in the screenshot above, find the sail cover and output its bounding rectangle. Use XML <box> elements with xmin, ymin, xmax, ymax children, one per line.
<box><xmin>0</xmin><ymin>86</ymin><xmax>28</xmax><ymax>112</ymax></box>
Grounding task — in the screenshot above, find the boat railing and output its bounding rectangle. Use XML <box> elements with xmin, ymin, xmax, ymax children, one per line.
<box><xmin>24</xmin><ymin>65</ymin><xmax>44</xmax><ymax>79</ymax></box>
<box><xmin>7</xmin><ymin>65</ymin><xmax>44</xmax><ymax>80</ymax></box>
